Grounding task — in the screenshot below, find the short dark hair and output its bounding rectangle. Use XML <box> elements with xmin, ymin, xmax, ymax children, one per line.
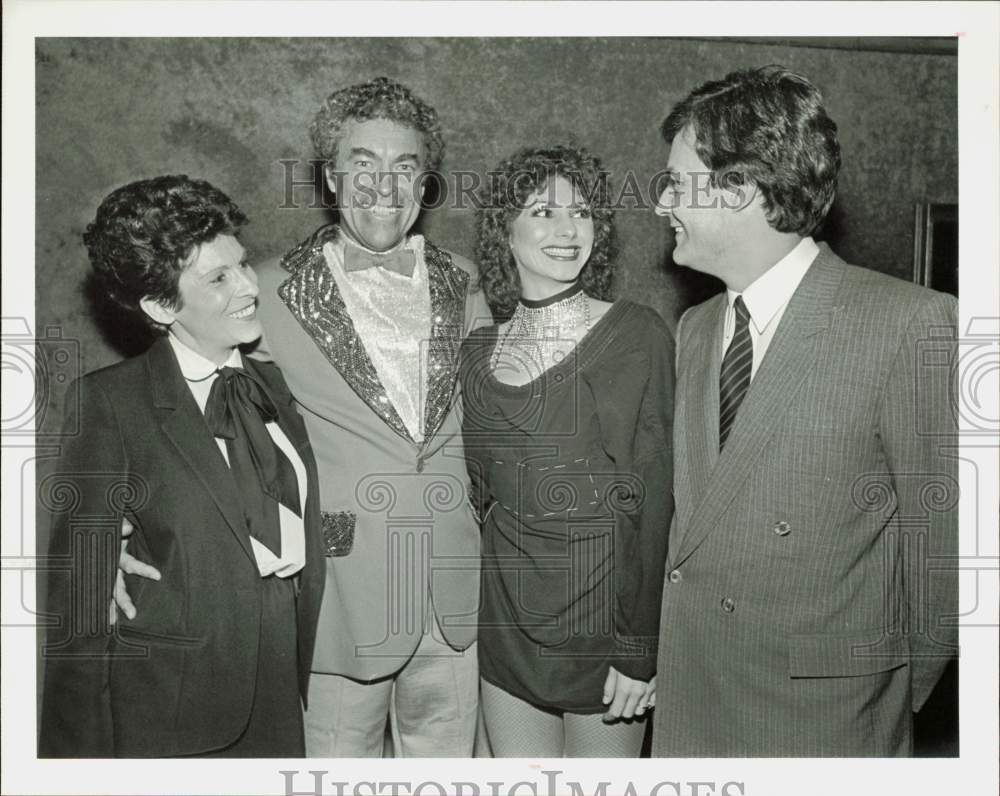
<box><xmin>661</xmin><ymin>65</ymin><xmax>841</xmax><ymax>236</ymax></box>
<box><xmin>309</xmin><ymin>76</ymin><xmax>445</xmax><ymax>173</ymax></box>
<box><xmin>83</xmin><ymin>175</ymin><xmax>247</xmax><ymax>327</ymax></box>
<box><xmin>476</xmin><ymin>144</ymin><xmax>617</xmax><ymax>317</ymax></box>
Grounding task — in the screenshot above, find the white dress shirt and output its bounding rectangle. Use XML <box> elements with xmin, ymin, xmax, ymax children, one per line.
<box><xmin>324</xmin><ymin>234</ymin><xmax>431</xmax><ymax>443</ymax></box>
<box><xmin>168</xmin><ymin>334</ymin><xmax>307</xmax><ymax>578</ymax></box>
<box><xmin>721</xmin><ymin>236</ymin><xmax>820</xmax><ymax>380</ymax></box>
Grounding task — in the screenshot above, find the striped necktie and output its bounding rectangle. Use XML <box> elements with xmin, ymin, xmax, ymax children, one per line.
<box><xmin>719</xmin><ymin>296</ymin><xmax>753</xmax><ymax>451</ymax></box>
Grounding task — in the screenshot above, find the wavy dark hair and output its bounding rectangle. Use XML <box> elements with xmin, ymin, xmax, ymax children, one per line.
<box><xmin>661</xmin><ymin>65</ymin><xmax>841</xmax><ymax>237</ymax></box>
<box><xmin>476</xmin><ymin>144</ymin><xmax>617</xmax><ymax>318</ymax></box>
<box><xmin>83</xmin><ymin>175</ymin><xmax>247</xmax><ymax>329</ymax></box>
<box><xmin>310</xmin><ymin>76</ymin><xmax>445</xmax><ymax>174</ymax></box>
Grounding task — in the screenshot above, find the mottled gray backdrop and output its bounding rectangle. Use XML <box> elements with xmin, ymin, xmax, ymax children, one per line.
<box><xmin>35</xmin><ymin>37</ymin><xmax>957</xmax><ymax>432</ymax></box>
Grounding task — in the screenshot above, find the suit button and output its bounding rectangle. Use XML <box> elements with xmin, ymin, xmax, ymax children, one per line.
<box><xmin>668</xmin><ymin>569</ymin><xmax>682</xmax><ymax>584</ymax></box>
<box><xmin>721</xmin><ymin>597</ymin><xmax>735</xmax><ymax>613</ymax></box>
<box><xmin>773</xmin><ymin>520</ymin><xmax>791</xmax><ymax>536</ymax></box>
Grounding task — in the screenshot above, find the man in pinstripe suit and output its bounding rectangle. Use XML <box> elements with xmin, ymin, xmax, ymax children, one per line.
<box><xmin>651</xmin><ymin>66</ymin><xmax>957</xmax><ymax>756</ymax></box>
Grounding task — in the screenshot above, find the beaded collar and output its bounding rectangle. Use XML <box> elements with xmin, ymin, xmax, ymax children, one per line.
<box><xmin>491</xmin><ymin>282</ymin><xmax>591</xmax><ymax>372</ymax></box>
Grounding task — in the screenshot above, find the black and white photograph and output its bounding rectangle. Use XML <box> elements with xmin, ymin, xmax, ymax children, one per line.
<box><xmin>2</xmin><ymin>2</ymin><xmax>998</xmax><ymax>795</ymax></box>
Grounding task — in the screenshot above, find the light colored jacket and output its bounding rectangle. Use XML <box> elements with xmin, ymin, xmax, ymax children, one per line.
<box><xmin>255</xmin><ymin>225</ymin><xmax>490</xmax><ymax>680</ymax></box>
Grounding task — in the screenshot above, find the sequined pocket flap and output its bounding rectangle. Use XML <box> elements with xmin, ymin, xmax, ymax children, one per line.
<box><xmin>321</xmin><ymin>510</ymin><xmax>356</xmax><ymax>557</ymax></box>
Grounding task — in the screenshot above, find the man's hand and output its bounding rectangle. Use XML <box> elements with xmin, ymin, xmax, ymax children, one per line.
<box><xmin>602</xmin><ymin>666</ymin><xmax>651</xmax><ymax>722</ymax></box>
<box><xmin>109</xmin><ymin>517</ymin><xmax>161</xmax><ymax>625</ymax></box>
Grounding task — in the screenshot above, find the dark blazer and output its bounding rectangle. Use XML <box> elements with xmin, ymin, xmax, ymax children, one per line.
<box><xmin>38</xmin><ymin>336</ymin><xmax>325</xmax><ymax>757</ymax></box>
<box><xmin>652</xmin><ymin>246</ymin><xmax>958</xmax><ymax>757</ymax></box>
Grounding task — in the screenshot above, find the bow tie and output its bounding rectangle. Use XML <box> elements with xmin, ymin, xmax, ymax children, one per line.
<box><xmin>204</xmin><ymin>366</ymin><xmax>301</xmax><ymax>522</ymax></box>
<box><xmin>342</xmin><ymin>245</ymin><xmax>416</xmax><ymax>277</ymax></box>
<box><xmin>204</xmin><ymin>366</ymin><xmax>279</xmax><ymax>439</ymax></box>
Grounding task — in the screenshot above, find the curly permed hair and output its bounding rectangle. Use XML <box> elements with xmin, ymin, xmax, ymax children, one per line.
<box><xmin>83</xmin><ymin>175</ymin><xmax>247</xmax><ymax>329</ymax></box>
<box><xmin>661</xmin><ymin>65</ymin><xmax>841</xmax><ymax>237</ymax></box>
<box><xmin>309</xmin><ymin>76</ymin><xmax>445</xmax><ymax>174</ymax></box>
<box><xmin>476</xmin><ymin>144</ymin><xmax>617</xmax><ymax>318</ymax></box>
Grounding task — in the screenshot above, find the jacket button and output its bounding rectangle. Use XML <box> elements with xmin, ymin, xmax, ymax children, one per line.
<box><xmin>668</xmin><ymin>569</ymin><xmax>682</xmax><ymax>584</ymax></box>
<box><xmin>721</xmin><ymin>597</ymin><xmax>736</xmax><ymax>613</ymax></box>
<box><xmin>773</xmin><ymin>521</ymin><xmax>791</xmax><ymax>536</ymax></box>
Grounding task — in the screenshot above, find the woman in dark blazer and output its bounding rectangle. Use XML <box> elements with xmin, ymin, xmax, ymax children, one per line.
<box><xmin>39</xmin><ymin>175</ymin><xmax>324</xmax><ymax>757</ymax></box>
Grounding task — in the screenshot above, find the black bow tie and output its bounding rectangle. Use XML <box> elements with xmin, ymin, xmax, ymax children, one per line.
<box><xmin>204</xmin><ymin>366</ymin><xmax>301</xmax><ymax>553</ymax></box>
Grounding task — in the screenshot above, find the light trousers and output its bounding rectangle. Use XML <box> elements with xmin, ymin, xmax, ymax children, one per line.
<box><xmin>304</xmin><ymin>617</ymin><xmax>478</xmax><ymax>757</ymax></box>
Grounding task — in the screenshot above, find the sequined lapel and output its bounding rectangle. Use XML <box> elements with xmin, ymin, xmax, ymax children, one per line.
<box><xmin>277</xmin><ymin>225</ymin><xmax>413</xmax><ymax>444</ymax></box>
<box><xmin>421</xmin><ymin>241</ymin><xmax>468</xmax><ymax>448</ymax></box>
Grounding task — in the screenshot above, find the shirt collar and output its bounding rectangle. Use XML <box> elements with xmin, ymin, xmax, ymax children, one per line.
<box><xmin>167</xmin><ymin>333</ymin><xmax>242</xmax><ymax>382</ymax></box>
<box><xmin>726</xmin><ymin>236</ymin><xmax>819</xmax><ymax>334</ymax></box>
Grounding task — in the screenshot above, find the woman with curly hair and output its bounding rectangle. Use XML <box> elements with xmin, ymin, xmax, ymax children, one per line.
<box><xmin>460</xmin><ymin>145</ymin><xmax>675</xmax><ymax>756</ymax></box>
<box><xmin>38</xmin><ymin>175</ymin><xmax>324</xmax><ymax>757</ymax></box>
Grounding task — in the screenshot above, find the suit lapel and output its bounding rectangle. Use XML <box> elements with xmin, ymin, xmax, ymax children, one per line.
<box><xmin>277</xmin><ymin>225</ymin><xmax>414</xmax><ymax>444</ymax></box>
<box><xmin>420</xmin><ymin>241</ymin><xmax>468</xmax><ymax>450</ymax></box>
<box><xmin>668</xmin><ymin>297</ymin><xmax>725</xmax><ymax>559</ymax></box>
<box><xmin>690</xmin><ymin>299</ymin><xmax>724</xmax><ymax>500</ymax></box>
<box><xmin>672</xmin><ymin>249</ymin><xmax>846</xmax><ymax>567</ymax></box>
<box><xmin>146</xmin><ymin>338</ymin><xmax>256</xmax><ymax>566</ymax></box>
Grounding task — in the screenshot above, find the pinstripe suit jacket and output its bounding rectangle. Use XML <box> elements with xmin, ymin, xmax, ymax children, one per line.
<box><xmin>652</xmin><ymin>245</ymin><xmax>958</xmax><ymax>757</ymax></box>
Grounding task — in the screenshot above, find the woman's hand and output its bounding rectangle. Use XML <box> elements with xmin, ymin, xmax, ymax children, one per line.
<box><xmin>638</xmin><ymin>675</ymin><xmax>656</xmax><ymax>715</ymax></box>
<box><xmin>602</xmin><ymin>666</ymin><xmax>653</xmax><ymax>722</ymax></box>
<box><xmin>109</xmin><ymin>517</ymin><xmax>161</xmax><ymax>625</ymax></box>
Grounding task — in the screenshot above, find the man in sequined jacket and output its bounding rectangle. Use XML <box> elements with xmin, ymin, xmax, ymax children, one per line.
<box><xmin>252</xmin><ymin>77</ymin><xmax>490</xmax><ymax>757</ymax></box>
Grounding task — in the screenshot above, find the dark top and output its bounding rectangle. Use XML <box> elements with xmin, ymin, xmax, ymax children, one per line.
<box><xmin>460</xmin><ymin>300</ymin><xmax>675</xmax><ymax>713</ymax></box>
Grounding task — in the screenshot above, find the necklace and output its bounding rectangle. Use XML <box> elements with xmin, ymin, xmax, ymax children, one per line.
<box><xmin>492</xmin><ymin>282</ymin><xmax>592</xmax><ymax>373</ymax></box>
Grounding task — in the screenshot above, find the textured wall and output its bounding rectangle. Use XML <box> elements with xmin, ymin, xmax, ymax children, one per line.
<box><xmin>35</xmin><ymin>37</ymin><xmax>957</xmax><ymax>430</ymax></box>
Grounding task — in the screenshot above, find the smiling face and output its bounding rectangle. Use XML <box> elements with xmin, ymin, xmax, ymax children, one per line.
<box><xmin>327</xmin><ymin>117</ymin><xmax>425</xmax><ymax>252</ymax></box>
<box><xmin>141</xmin><ymin>234</ymin><xmax>261</xmax><ymax>365</ymax></box>
<box><xmin>509</xmin><ymin>175</ymin><xmax>595</xmax><ymax>300</ymax></box>
<box><xmin>657</xmin><ymin>125</ymin><xmax>742</xmax><ymax>280</ymax></box>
